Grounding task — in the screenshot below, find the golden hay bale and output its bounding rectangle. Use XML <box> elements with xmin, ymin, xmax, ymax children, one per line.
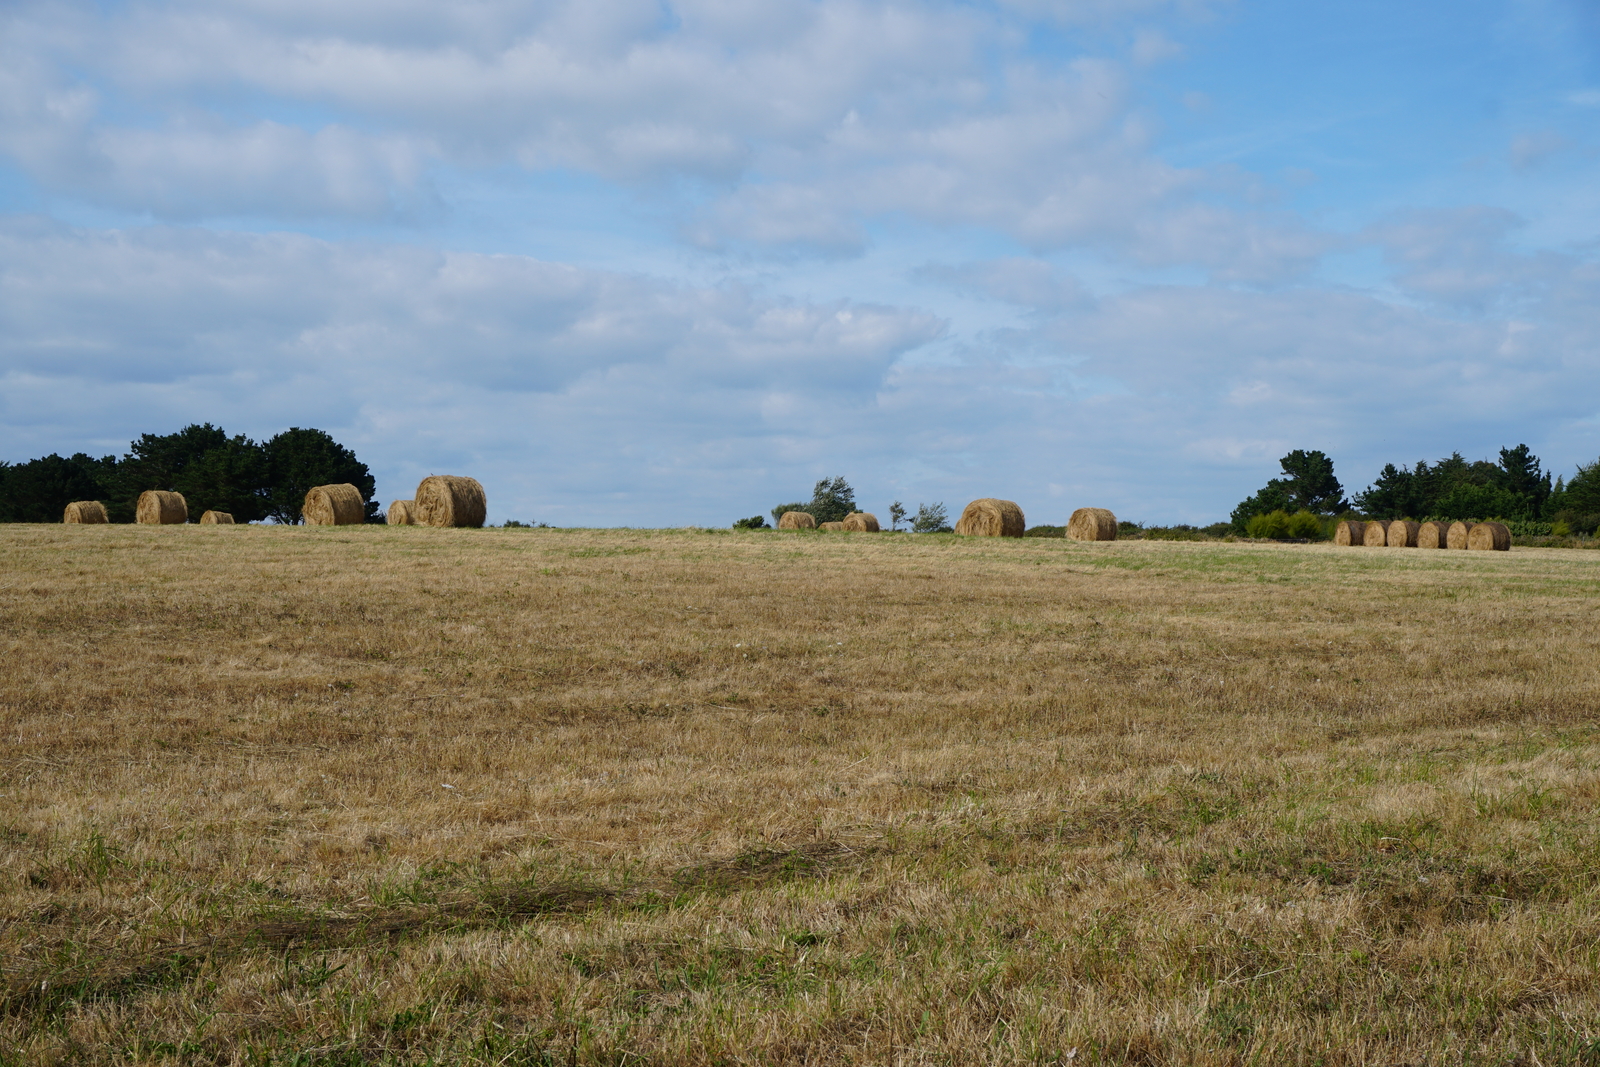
<box><xmin>842</xmin><ymin>512</ymin><xmax>880</xmax><ymax>532</ymax></box>
<box><xmin>1467</xmin><ymin>521</ymin><xmax>1511</xmax><ymax>551</ymax></box>
<box><xmin>1385</xmin><ymin>520</ymin><xmax>1420</xmax><ymax>547</ymax></box>
<box><xmin>778</xmin><ymin>511</ymin><xmax>816</xmax><ymax>530</ymax></box>
<box><xmin>954</xmin><ymin>498</ymin><xmax>1025</xmax><ymax>538</ymax></box>
<box><xmin>1333</xmin><ymin>520</ymin><xmax>1367</xmax><ymax>546</ymax></box>
<box><xmin>1416</xmin><ymin>521</ymin><xmax>1451</xmax><ymax>549</ymax></box>
<box><xmin>1446</xmin><ymin>521</ymin><xmax>1476</xmax><ymax>550</ymax></box>
<box><xmin>414</xmin><ymin>475</ymin><xmax>487</xmax><ymax>528</ymax></box>
<box><xmin>1363</xmin><ymin>520</ymin><xmax>1391</xmax><ymax>547</ymax></box>
<box><xmin>303</xmin><ymin>483</ymin><xmax>365</xmax><ymax>526</ymax></box>
<box><xmin>387</xmin><ymin>500</ymin><xmax>416</xmax><ymax>525</ymax></box>
<box><xmin>199</xmin><ymin>510</ymin><xmax>235</xmax><ymax>525</ymax></box>
<box><xmin>1066</xmin><ymin>507</ymin><xmax>1117</xmax><ymax>541</ymax></box>
<box><xmin>62</xmin><ymin>500</ymin><xmax>108</xmax><ymax>524</ymax></box>
<box><xmin>136</xmin><ymin>490</ymin><xmax>187</xmax><ymax>525</ymax></box>
<box><xmin>819</xmin><ymin>521</ymin><xmax>847</xmax><ymax>531</ymax></box>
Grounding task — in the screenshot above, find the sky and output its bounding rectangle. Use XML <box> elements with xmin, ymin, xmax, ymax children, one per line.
<box><xmin>2</xmin><ymin>0</ymin><xmax>1597</xmax><ymax>526</ymax></box>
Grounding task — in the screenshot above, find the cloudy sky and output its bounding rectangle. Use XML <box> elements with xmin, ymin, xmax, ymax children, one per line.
<box><xmin>3</xmin><ymin>0</ymin><xmax>1597</xmax><ymax>525</ymax></box>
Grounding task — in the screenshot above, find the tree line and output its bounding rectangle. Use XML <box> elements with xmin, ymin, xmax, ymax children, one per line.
<box><xmin>1232</xmin><ymin>445</ymin><xmax>1600</xmax><ymax>535</ymax></box>
<box><xmin>730</xmin><ymin>477</ymin><xmax>952</xmax><ymax>532</ymax></box>
<box><xmin>0</xmin><ymin>424</ymin><xmax>377</xmax><ymax>524</ymax></box>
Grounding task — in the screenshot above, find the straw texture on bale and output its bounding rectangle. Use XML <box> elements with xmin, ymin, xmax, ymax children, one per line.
<box><xmin>1385</xmin><ymin>520</ymin><xmax>1420</xmax><ymax>547</ymax></box>
<box><xmin>136</xmin><ymin>490</ymin><xmax>188</xmax><ymax>525</ymax></box>
<box><xmin>954</xmin><ymin>498</ymin><xmax>1025</xmax><ymax>538</ymax></box>
<box><xmin>1417</xmin><ymin>521</ymin><xmax>1452</xmax><ymax>549</ymax></box>
<box><xmin>842</xmin><ymin>512</ymin><xmax>880</xmax><ymax>532</ymax></box>
<box><xmin>1333</xmin><ymin>520</ymin><xmax>1367</xmax><ymax>546</ymax></box>
<box><xmin>1067</xmin><ymin>507</ymin><xmax>1118</xmax><ymax>541</ymax></box>
<box><xmin>1363</xmin><ymin>520</ymin><xmax>1392</xmax><ymax>547</ymax></box>
<box><xmin>819</xmin><ymin>521</ymin><xmax>847</xmax><ymax>531</ymax></box>
<box><xmin>778</xmin><ymin>511</ymin><xmax>816</xmax><ymax>530</ymax></box>
<box><xmin>414</xmin><ymin>476</ymin><xmax>487</xmax><ymax>528</ymax></box>
<box><xmin>1467</xmin><ymin>521</ymin><xmax>1511</xmax><ymax>551</ymax></box>
<box><xmin>1447</xmin><ymin>521</ymin><xmax>1476</xmax><ymax>550</ymax></box>
<box><xmin>387</xmin><ymin>500</ymin><xmax>416</xmax><ymax>526</ymax></box>
<box><xmin>62</xmin><ymin>500</ymin><xmax>108</xmax><ymax>524</ymax></box>
<box><xmin>303</xmin><ymin>483</ymin><xmax>365</xmax><ymax>526</ymax></box>
<box><xmin>199</xmin><ymin>511</ymin><xmax>235</xmax><ymax>525</ymax></box>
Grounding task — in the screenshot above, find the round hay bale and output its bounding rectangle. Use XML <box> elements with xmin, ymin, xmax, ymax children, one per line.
<box><xmin>1333</xmin><ymin>520</ymin><xmax>1367</xmax><ymax>546</ymax></box>
<box><xmin>1363</xmin><ymin>520</ymin><xmax>1392</xmax><ymax>547</ymax></box>
<box><xmin>1385</xmin><ymin>520</ymin><xmax>1420</xmax><ymax>547</ymax></box>
<box><xmin>414</xmin><ymin>476</ymin><xmax>487</xmax><ymax>528</ymax></box>
<box><xmin>62</xmin><ymin>500</ymin><xmax>108</xmax><ymax>524</ymax></box>
<box><xmin>1066</xmin><ymin>507</ymin><xmax>1117</xmax><ymax>541</ymax></box>
<box><xmin>303</xmin><ymin>483</ymin><xmax>365</xmax><ymax>526</ymax></box>
<box><xmin>842</xmin><ymin>512</ymin><xmax>880</xmax><ymax>532</ymax></box>
<box><xmin>1446</xmin><ymin>521</ymin><xmax>1476</xmax><ymax>550</ymax></box>
<box><xmin>954</xmin><ymin>498</ymin><xmax>1025</xmax><ymax>538</ymax></box>
<box><xmin>1467</xmin><ymin>521</ymin><xmax>1511</xmax><ymax>551</ymax></box>
<box><xmin>199</xmin><ymin>510</ymin><xmax>235</xmax><ymax>524</ymax></box>
<box><xmin>778</xmin><ymin>511</ymin><xmax>816</xmax><ymax>530</ymax></box>
<box><xmin>387</xmin><ymin>500</ymin><xmax>416</xmax><ymax>525</ymax></box>
<box><xmin>136</xmin><ymin>490</ymin><xmax>187</xmax><ymax>525</ymax></box>
<box><xmin>1416</xmin><ymin>521</ymin><xmax>1451</xmax><ymax>549</ymax></box>
<box><xmin>819</xmin><ymin>521</ymin><xmax>847</xmax><ymax>531</ymax></box>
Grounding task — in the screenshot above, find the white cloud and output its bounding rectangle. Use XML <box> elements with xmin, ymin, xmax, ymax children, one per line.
<box><xmin>0</xmin><ymin>0</ymin><xmax>1308</xmax><ymax>276</ymax></box>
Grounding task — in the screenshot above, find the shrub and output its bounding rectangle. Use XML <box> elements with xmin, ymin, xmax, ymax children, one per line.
<box><xmin>1245</xmin><ymin>510</ymin><xmax>1292</xmax><ymax>538</ymax></box>
<box><xmin>1285</xmin><ymin>510</ymin><xmax>1324</xmax><ymax>539</ymax></box>
<box><xmin>911</xmin><ymin>502</ymin><xmax>950</xmax><ymax>533</ymax></box>
<box><xmin>1023</xmin><ymin>525</ymin><xmax>1064</xmax><ymax>538</ymax></box>
<box><xmin>732</xmin><ymin>515</ymin><xmax>768</xmax><ymax>529</ymax></box>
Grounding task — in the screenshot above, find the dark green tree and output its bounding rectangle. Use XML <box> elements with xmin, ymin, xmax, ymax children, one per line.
<box><xmin>1278</xmin><ymin>450</ymin><xmax>1346</xmax><ymax>513</ymax></box>
<box><xmin>1353</xmin><ymin>462</ymin><xmax>1423</xmax><ymax>519</ymax></box>
<box><xmin>263</xmin><ymin>428</ymin><xmax>378</xmax><ymax>524</ymax></box>
<box><xmin>114</xmin><ymin>423</ymin><xmax>269</xmax><ymax>522</ymax></box>
<box><xmin>1231</xmin><ymin>449</ymin><xmax>1344</xmax><ymax>532</ymax></box>
<box><xmin>1497</xmin><ymin>444</ymin><xmax>1551</xmax><ymax>517</ymax></box>
<box><xmin>770</xmin><ymin>501</ymin><xmax>810</xmax><ymax>525</ymax></box>
<box><xmin>0</xmin><ymin>453</ymin><xmax>119</xmax><ymax>523</ymax></box>
<box><xmin>1548</xmin><ymin>458</ymin><xmax>1600</xmax><ymax>534</ymax></box>
<box><xmin>808</xmin><ymin>476</ymin><xmax>857</xmax><ymax>524</ymax></box>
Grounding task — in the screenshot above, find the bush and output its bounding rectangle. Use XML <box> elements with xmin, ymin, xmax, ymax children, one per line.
<box><xmin>911</xmin><ymin>502</ymin><xmax>950</xmax><ymax>533</ymax></box>
<box><xmin>1285</xmin><ymin>510</ymin><xmax>1324</xmax><ymax>539</ymax></box>
<box><xmin>1143</xmin><ymin>527</ymin><xmax>1201</xmax><ymax>541</ymax></box>
<box><xmin>1551</xmin><ymin>509</ymin><xmax>1600</xmax><ymax>536</ymax></box>
<box><xmin>1245</xmin><ymin>510</ymin><xmax>1292</xmax><ymax>538</ymax></box>
<box><xmin>1023</xmin><ymin>525</ymin><xmax>1064</xmax><ymax>538</ymax></box>
<box><xmin>732</xmin><ymin>515</ymin><xmax>768</xmax><ymax>529</ymax></box>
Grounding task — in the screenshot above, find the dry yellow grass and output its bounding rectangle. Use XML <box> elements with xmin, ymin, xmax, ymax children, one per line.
<box><xmin>3</xmin><ymin>525</ymin><xmax>1600</xmax><ymax>1064</ymax></box>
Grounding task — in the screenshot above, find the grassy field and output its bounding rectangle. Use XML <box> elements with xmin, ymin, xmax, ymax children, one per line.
<box><xmin>3</xmin><ymin>524</ymin><xmax>1600</xmax><ymax>1065</ymax></box>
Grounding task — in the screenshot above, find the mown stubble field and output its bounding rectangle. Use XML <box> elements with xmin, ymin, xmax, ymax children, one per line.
<box><xmin>3</xmin><ymin>524</ymin><xmax>1600</xmax><ymax>1065</ymax></box>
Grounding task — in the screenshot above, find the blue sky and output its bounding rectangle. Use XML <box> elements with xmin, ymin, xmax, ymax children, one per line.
<box><xmin>2</xmin><ymin>0</ymin><xmax>1597</xmax><ymax>525</ymax></box>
